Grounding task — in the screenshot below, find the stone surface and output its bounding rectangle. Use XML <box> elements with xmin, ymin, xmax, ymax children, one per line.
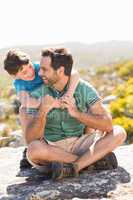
<box><xmin>0</xmin><ymin>129</ymin><xmax>25</xmax><ymax>148</ymax></box>
<box><xmin>0</xmin><ymin>123</ymin><xmax>11</xmax><ymax>138</ymax></box>
<box><xmin>0</xmin><ymin>145</ymin><xmax>133</xmax><ymax>200</ymax></box>
<box><xmin>9</xmin><ymin>130</ymin><xmax>25</xmax><ymax>148</ymax></box>
<box><xmin>0</xmin><ymin>136</ymin><xmax>15</xmax><ymax>147</ymax></box>
<box><xmin>0</xmin><ymin>102</ymin><xmax>14</xmax><ymax>121</ymax></box>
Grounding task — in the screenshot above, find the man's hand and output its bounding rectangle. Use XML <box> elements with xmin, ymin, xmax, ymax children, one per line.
<box><xmin>39</xmin><ymin>95</ymin><xmax>61</xmax><ymax>115</ymax></box>
<box><xmin>61</xmin><ymin>96</ymin><xmax>79</xmax><ymax>117</ymax></box>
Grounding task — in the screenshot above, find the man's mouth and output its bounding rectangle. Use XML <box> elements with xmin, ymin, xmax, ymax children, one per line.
<box><xmin>42</xmin><ymin>77</ymin><xmax>48</xmax><ymax>82</ymax></box>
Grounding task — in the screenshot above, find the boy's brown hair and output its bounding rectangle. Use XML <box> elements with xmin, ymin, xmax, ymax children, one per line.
<box><xmin>4</xmin><ymin>49</ymin><xmax>30</xmax><ymax>75</ymax></box>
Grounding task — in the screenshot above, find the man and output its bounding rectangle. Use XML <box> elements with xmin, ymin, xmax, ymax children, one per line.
<box><xmin>20</xmin><ymin>48</ymin><xmax>127</xmax><ymax>180</ymax></box>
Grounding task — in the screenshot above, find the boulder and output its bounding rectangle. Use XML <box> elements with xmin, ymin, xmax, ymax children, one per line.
<box><xmin>0</xmin><ymin>123</ymin><xmax>11</xmax><ymax>137</ymax></box>
<box><xmin>0</xmin><ymin>136</ymin><xmax>15</xmax><ymax>147</ymax></box>
<box><xmin>103</xmin><ymin>95</ymin><xmax>117</xmax><ymax>104</ymax></box>
<box><xmin>0</xmin><ymin>145</ymin><xmax>133</xmax><ymax>200</ymax></box>
<box><xmin>0</xmin><ymin>101</ymin><xmax>14</xmax><ymax>120</ymax></box>
<box><xmin>0</xmin><ymin>127</ymin><xmax>25</xmax><ymax>148</ymax></box>
<box><xmin>9</xmin><ymin>129</ymin><xmax>25</xmax><ymax>147</ymax></box>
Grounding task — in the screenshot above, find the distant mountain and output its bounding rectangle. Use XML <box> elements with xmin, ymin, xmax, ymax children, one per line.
<box><xmin>1</xmin><ymin>41</ymin><xmax>133</xmax><ymax>74</ymax></box>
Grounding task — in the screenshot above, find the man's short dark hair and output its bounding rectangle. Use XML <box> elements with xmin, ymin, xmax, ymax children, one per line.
<box><xmin>41</xmin><ymin>48</ymin><xmax>73</xmax><ymax>76</ymax></box>
<box><xmin>4</xmin><ymin>49</ymin><xmax>30</xmax><ymax>75</ymax></box>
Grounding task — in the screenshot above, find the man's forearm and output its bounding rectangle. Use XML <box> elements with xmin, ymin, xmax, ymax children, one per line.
<box><xmin>74</xmin><ymin>110</ymin><xmax>113</xmax><ymax>132</ymax></box>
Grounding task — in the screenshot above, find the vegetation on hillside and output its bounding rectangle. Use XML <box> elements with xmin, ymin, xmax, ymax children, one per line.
<box><xmin>95</xmin><ymin>60</ymin><xmax>133</xmax><ymax>143</ymax></box>
<box><xmin>0</xmin><ymin>76</ymin><xmax>20</xmax><ymax>133</ymax></box>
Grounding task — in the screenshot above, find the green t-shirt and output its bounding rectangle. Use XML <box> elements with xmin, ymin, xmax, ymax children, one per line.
<box><xmin>29</xmin><ymin>79</ymin><xmax>100</xmax><ymax>142</ymax></box>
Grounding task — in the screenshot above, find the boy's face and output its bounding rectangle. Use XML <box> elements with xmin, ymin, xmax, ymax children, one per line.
<box><xmin>14</xmin><ymin>62</ymin><xmax>35</xmax><ymax>81</ymax></box>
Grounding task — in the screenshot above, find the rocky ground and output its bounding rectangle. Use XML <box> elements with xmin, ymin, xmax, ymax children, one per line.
<box><xmin>0</xmin><ymin>145</ymin><xmax>133</xmax><ymax>200</ymax></box>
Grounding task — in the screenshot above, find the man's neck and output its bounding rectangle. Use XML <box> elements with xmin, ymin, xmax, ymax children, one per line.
<box><xmin>53</xmin><ymin>76</ymin><xmax>69</xmax><ymax>92</ymax></box>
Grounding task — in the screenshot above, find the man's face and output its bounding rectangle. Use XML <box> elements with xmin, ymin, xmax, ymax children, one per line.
<box><xmin>39</xmin><ymin>56</ymin><xmax>59</xmax><ymax>86</ymax></box>
<box><xmin>15</xmin><ymin>62</ymin><xmax>35</xmax><ymax>81</ymax></box>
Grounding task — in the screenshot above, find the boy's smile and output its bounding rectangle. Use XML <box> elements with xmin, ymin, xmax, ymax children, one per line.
<box><xmin>15</xmin><ymin>62</ymin><xmax>35</xmax><ymax>81</ymax></box>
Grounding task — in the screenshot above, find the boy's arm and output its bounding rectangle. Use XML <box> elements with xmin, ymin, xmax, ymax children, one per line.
<box><xmin>18</xmin><ymin>91</ymin><xmax>40</xmax><ymax>108</ymax></box>
<box><xmin>65</xmin><ymin>69</ymin><xmax>80</xmax><ymax>97</ymax></box>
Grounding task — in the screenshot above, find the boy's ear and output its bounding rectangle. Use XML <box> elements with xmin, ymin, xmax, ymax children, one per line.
<box><xmin>11</xmin><ymin>74</ymin><xmax>16</xmax><ymax>79</ymax></box>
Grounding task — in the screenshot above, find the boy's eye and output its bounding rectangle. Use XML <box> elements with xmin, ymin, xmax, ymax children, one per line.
<box><xmin>21</xmin><ymin>71</ymin><xmax>27</xmax><ymax>75</ymax></box>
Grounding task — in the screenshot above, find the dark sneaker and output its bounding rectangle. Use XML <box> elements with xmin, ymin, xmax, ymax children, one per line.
<box><xmin>93</xmin><ymin>152</ymin><xmax>118</xmax><ymax>170</ymax></box>
<box><xmin>52</xmin><ymin>162</ymin><xmax>79</xmax><ymax>180</ymax></box>
<box><xmin>20</xmin><ymin>148</ymin><xmax>32</xmax><ymax>170</ymax></box>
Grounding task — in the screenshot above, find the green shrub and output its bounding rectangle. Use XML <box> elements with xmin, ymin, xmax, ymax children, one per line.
<box><xmin>112</xmin><ymin>117</ymin><xmax>133</xmax><ymax>143</ymax></box>
<box><xmin>116</xmin><ymin>60</ymin><xmax>133</xmax><ymax>79</ymax></box>
<box><xmin>110</xmin><ymin>77</ymin><xmax>133</xmax><ymax>143</ymax></box>
<box><xmin>96</xmin><ymin>65</ymin><xmax>112</xmax><ymax>75</ymax></box>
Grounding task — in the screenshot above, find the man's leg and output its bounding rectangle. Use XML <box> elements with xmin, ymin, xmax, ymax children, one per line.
<box><xmin>74</xmin><ymin>125</ymin><xmax>127</xmax><ymax>173</ymax></box>
<box><xmin>51</xmin><ymin>125</ymin><xmax>126</xmax><ymax>180</ymax></box>
<box><xmin>27</xmin><ymin>138</ymin><xmax>79</xmax><ymax>165</ymax></box>
<box><xmin>27</xmin><ymin>125</ymin><xmax>126</xmax><ymax>179</ymax></box>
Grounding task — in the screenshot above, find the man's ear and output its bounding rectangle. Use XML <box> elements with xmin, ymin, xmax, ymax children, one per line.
<box><xmin>57</xmin><ymin>66</ymin><xmax>65</xmax><ymax>76</ymax></box>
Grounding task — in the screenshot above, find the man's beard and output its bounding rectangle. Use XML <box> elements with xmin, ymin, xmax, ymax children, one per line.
<box><xmin>42</xmin><ymin>75</ymin><xmax>58</xmax><ymax>87</ymax></box>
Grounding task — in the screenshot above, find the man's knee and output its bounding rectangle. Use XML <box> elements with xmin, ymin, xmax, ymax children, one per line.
<box><xmin>113</xmin><ymin>125</ymin><xmax>127</xmax><ymax>144</ymax></box>
<box><xmin>27</xmin><ymin>140</ymin><xmax>48</xmax><ymax>162</ymax></box>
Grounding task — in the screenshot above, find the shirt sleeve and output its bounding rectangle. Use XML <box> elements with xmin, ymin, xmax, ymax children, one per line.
<box><xmin>84</xmin><ymin>82</ymin><xmax>101</xmax><ymax>108</ymax></box>
<box><xmin>13</xmin><ymin>80</ymin><xmax>26</xmax><ymax>94</ymax></box>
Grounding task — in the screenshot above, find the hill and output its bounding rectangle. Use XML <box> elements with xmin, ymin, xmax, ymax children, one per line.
<box><xmin>1</xmin><ymin>41</ymin><xmax>133</xmax><ymax>74</ymax></box>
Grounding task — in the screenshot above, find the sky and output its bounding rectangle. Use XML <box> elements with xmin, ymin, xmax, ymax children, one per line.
<box><xmin>0</xmin><ymin>0</ymin><xmax>133</xmax><ymax>49</ymax></box>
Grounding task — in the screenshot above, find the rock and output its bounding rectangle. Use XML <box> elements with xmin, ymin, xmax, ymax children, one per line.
<box><xmin>9</xmin><ymin>129</ymin><xmax>25</xmax><ymax>147</ymax></box>
<box><xmin>103</xmin><ymin>95</ymin><xmax>117</xmax><ymax>104</ymax></box>
<box><xmin>0</xmin><ymin>136</ymin><xmax>15</xmax><ymax>147</ymax></box>
<box><xmin>0</xmin><ymin>145</ymin><xmax>133</xmax><ymax>200</ymax></box>
<box><xmin>0</xmin><ymin>127</ymin><xmax>25</xmax><ymax>148</ymax></box>
<box><xmin>0</xmin><ymin>123</ymin><xmax>11</xmax><ymax>137</ymax></box>
<box><xmin>0</xmin><ymin>101</ymin><xmax>14</xmax><ymax>120</ymax></box>
<box><xmin>26</xmin><ymin>190</ymin><xmax>60</xmax><ymax>200</ymax></box>
<box><xmin>0</xmin><ymin>102</ymin><xmax>7</xmax><ymax>120</ymax></box>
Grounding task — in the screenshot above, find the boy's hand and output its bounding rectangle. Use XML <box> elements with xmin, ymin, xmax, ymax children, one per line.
<box><xmin>39</xmin><ymin>95</ymin><xmax>61</xmax><ymax>115</ymax></box>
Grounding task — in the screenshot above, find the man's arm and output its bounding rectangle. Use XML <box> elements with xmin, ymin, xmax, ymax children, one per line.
<box><xmin>63</xmin><ymin>97</ymin><xmax>113</xmax><ymax>132</ymax></box>
<box><xmin>19</xmin><ymin>95</ymin><xmax>61</xmax><ymax>144</ymax></box>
